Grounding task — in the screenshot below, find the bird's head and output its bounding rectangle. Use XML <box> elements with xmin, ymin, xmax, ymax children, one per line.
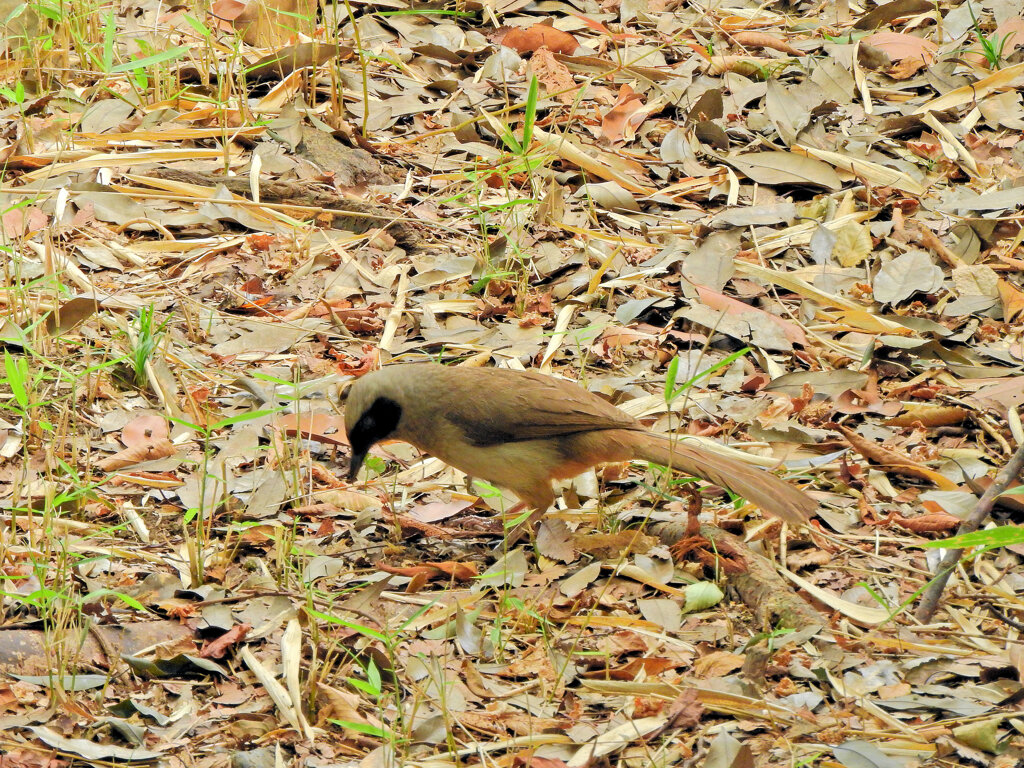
<box><xmin>344</xmin><ymin>369</ymin><xmax>404</xmax><ymax>481</ymax></box>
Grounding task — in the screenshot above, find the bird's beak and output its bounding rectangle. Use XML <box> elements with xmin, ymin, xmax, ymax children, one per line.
<box><xmin>346</xmin><ymin>449</ymin><xmax>367</xmax><ymax>482</ymax></box>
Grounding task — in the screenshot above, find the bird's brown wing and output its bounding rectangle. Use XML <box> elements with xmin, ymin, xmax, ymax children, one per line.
<box><xmin>438</xmin><ymin>367</ymin><xmax>639</xmax><ymax>446</ymax></box>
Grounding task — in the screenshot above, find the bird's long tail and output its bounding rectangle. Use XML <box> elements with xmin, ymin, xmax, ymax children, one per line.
<box><xmin>622</xmin><ymin>431</ymin><xmax>815</xmax><ymax>525</ymax></box>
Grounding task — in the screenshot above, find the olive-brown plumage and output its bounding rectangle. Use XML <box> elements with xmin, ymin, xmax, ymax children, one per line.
<box><xmin>344</xmin><ymin>364</ymin><xmax>815</xmax><ymax>525</ymax></box>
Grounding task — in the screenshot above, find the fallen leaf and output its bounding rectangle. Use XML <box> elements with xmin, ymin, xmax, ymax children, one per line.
<box><xmin>600</xmin><ymin>84</ymin><xmax>645</xmax><ymax>145</ymax></box>
<box><xmin>96</xmin><ymin>439</ymin><xmax>178</xmax><ymax>471</ymax></box>
<box><xmin>886</xmin><ymin>405</ymin><xmax>969</xmax><ymax>428</ymax></box>
<box><xmin>862</xmin><ymin>32</ymin><xmax>936</xmax><ymax>78</ymax></box>
<box><xmin>530</xmin><ymin>47</ymin><xmax>578</xmax><ymax>104</ymax></box>
<box><xmin>999</xmin><ymin>278</ymin><xmax>1024</xmax><ymax>322</ymax></box>
<box><xmin>833</xmin><ymin>223</ymin><xmax>873</xmax><ymax>267</ymax></box>
<box><xmin>873</xmin><ymin>251</ymin><xmax>943</xmax><ymax>304</ymax></box>
<box><xmin>835</xmin><ymin>424</ymin><xmax>959</xmax><ymax>489</ymax></box>
<box><xmin>537</xmin><ymin>519</ymin><xmax>577</xmax><ymax>563</ymax></box>
<box><xmin>500</xmin><ymin>24</ymin><xmax>579</xmax><ymax>55</ymax></box>
<box><xmin>853</xmin><ymin>0</ymin><xmax>933</xmax><ymax>30</ymax></box>
<box><xmin>121</xmin><ymin>414</ymin><xmax>170</xmax><ymax>447</ymax></box>
<box><xmin>730</xmin><ymin>31</ymin><xmax>804</xmax><ymax>56</ymax></box>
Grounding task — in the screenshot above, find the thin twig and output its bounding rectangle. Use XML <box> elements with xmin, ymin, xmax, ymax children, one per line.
<box><xmin>916</xmin><ymin>429</ymin><xmax>1024</xmax><ymax>621</ymax></box>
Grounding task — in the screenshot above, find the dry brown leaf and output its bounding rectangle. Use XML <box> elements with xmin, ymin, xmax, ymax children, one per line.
<box><xmin>108</xmin><ymin>471</ymin><xmax>183</xmax><ymax>489</ymax></box>
<box><xmin>572</xmin><ymin>531</ymin><xmax>656</xmax><ymax>559</ymax></box>
<box><xmin>530</xmin><ymin>47</ymin><xmax>579</xmax><ymax>104</ymax></box>
<box><xmin>316</xmin><ymin>682</ymin><xmax>387</xmax><ymax>732</ymax></box>
<box><xmin>836</xmin><ymin>424</ymin><xmax>959</xmax><ymax>489</ymax></box>
<box><xmin>833</xmin><ymin>223</ymin><xmax>873</xmax><ymax>267</ymax></box>
<box><xmin>500</xmin><ymin>24</ymin><xmax>579</xmax><ymax>55</ymax></box>
<box><xmin>274</xmin><ymin>412</ymin><xmax>348</xmax><ymax>446</ymax></box>
<box><xmin>200</xmin><ymin>623</ymin><xmax>250</xmax><ymax>659</ymax></box>
<box><xmin>310</xmin><ymin>489</ymin><xmax>382</xmax><ymax>512</ymax></box>
<box><xmin>570</xmin><ymin>12</ymin><xmax>642</xmax><ymax>42</ymax></box>
<box><xmin>210</xmin><ymin>0</ymin><xmax>316</xmax><ymax>46</ymax></box>
<box><xmin>862</xmin><ymin>32</ymin><xmax>936</xmax><ymax>78</ymax></box>
<box><xmin>705</xmin><ymin>54</ymin><xmax>789</xmax><ymax>77</ymax></box>
<box><xmin>377</xmin><ymin>560</ymin><xmax>478</xmax><ymax>582</ymax></box>
<box><xmin>998</xmin><ymin>278</ymin><xmax>1024</xmax><ymax>322</ymax></box>
<box><xmin>730</xmin><ymin>31</ymin><xmax>804</xmax><ymax>56</ymax></box>
<box><xmin>970</xmin><ymin>476</ymin><xmax>1024</xmax><ymax>515</ymax></box>
<box><xmin>537</xmin><ymin>518</ymin><xmax>577</xmax><ymax>562</ymax></box>
<box><xmin>599</xmin><ymin>84</ymin><xmax>645</xmax><ymax>145</ymax></box>
<box><xmin>531</xmin><ymin>126</ymin><xmax>655</xmax><ymax>193</ymax></box>
<box><xmin>886</xmin><ymin>405</ymin><xmax>969</xmax><ymax>428</ymax></box>
<box><xmin>876</xmin><ymin>512</ymin><xmax>962</xmax><ymax>533</ymax></box>
<box><xmin>121</xmin><ymin>414</ymin><xmax>170</xmax><ymax>447</ymax></box>
<box><xmin>722</xmin><ymin>150</ymin><xmax>843</xmax><ymax>189</ymax></box>
<box><xmin>44</xmin><ymin>297</ymin><xmax>100</xmax><ymax>335</ymax></box>
<box><xmin>695</xmin><ymin>284</ymin><xmax>808</xmax><ymax>346</ymax></box>
<box><xmin>913</xmin><ymin>60</ymin><xmax>1024</xmax><ymax>114</ymax></box>
<box><xmin>794</xmin><ymin>145</ymin><xmax>926</xmax><ymax>195</ymax></box>
<box><xmin>408</xmin><ymin>498</ymin><xmax>476</xmax><ymax>522</ymax></box>
<box><xmin>853</xmin><ymin>0</ymin><xmax>933</xmax><ymax>30</ymax></box>
<box><xmin>582</xmin><ymin>656</ymin><xmax>675</xmax><ymax>680</ymax></box>
<box><xmin>96</xmin><ymin>439</ymin><xmax>177</xmax><ymax>471</ymax></box>
<box><xmin>2</xmin><ymin>206</ymin><xmax>47</xmax><ymax>239</ymax></box>
<box><xmin>693</xmin><ymin>650</ymin><xmax>745</xmax><ymax>678</ymax></box>
<box><xmin>970</xmin><ymin>377</ymin><xmax>1024</xmax><ymax>408</ymax></box>
<box><xmin>834</xmin><ymin>375</ymin><xmax>903</xmax><ymax>417</ymax></box>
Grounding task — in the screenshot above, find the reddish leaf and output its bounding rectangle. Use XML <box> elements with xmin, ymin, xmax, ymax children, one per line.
<box><xmin>500</xmin><ymin>24</ymin><xmax>579</xmax><ymax>55</ymax></box>
<box><xmin>599</xmin><ymin>84</ymin><xmax>645</xmax><ymax>145</ymax></box>
<box><xmin>200</xmin><ymin>624</ymin><xmax>251</xmax><ymax>658</ymax></box>
<box><xmin>122</xmin><ymin>414</ymin><xmax>170</xmax><ymax>447</ymax></box>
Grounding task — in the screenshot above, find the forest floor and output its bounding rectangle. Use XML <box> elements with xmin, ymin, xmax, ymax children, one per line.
<box><xmin>0</xmin><ymin>0</ymin><xmax>1023</xmax><ymax>766</ymax></box>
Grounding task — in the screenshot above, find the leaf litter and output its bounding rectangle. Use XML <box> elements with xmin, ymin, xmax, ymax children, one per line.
<box><xmin>0</xmin><ymin>0</ymin><xmax>1023</xmax><ymax>765</ymax></box>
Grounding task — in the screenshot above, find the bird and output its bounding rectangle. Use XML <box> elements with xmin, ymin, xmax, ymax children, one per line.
<box><xmin>343</xmin><ymin>364</ymin><xmax>815</xmax><ymax>526</ymax></box>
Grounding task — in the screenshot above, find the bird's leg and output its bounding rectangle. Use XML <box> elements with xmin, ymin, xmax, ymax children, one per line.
<box><xmin>500</xmin><ymin>486</ymin><xmax>556</xmax><ymax>547</ymax></box>
<box><xmin>502</xmin><ymin>504</ymin><xmax>545</xmax><ymax>547</ymax></box>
